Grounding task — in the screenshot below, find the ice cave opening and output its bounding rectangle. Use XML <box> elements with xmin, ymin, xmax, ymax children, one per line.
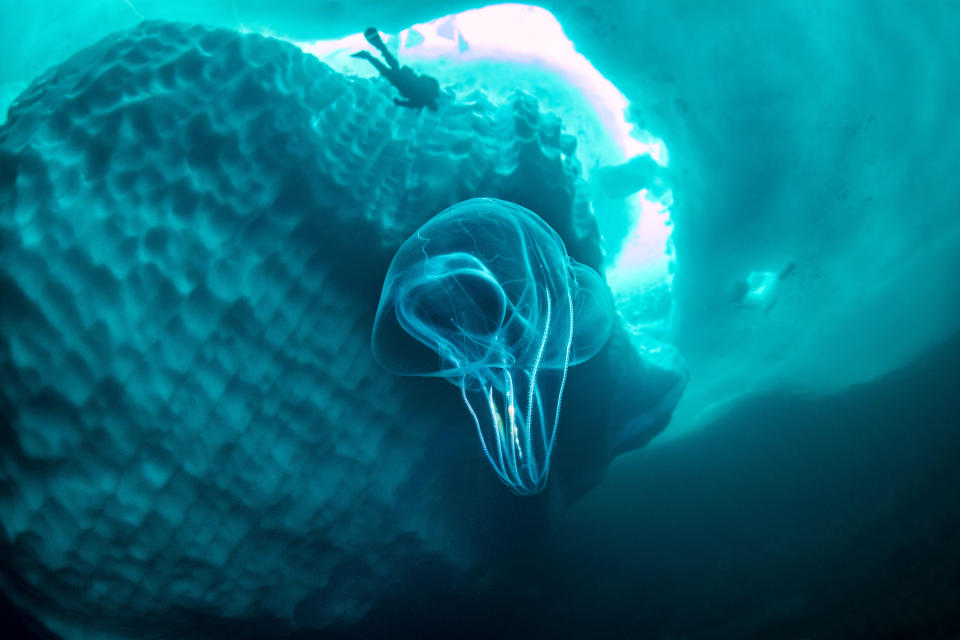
<box><xmin>292</xmin><ymin>4</ymin><xmax>677</xmax><ymax>338</ymax></box>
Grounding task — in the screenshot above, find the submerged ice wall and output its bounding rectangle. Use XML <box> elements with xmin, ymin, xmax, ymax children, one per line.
<box><xmin>560</xmin><ymin>0</ymin><xmax>960</xmax><ymax>436</ymax></box>
<box><xmin>0</xmin><ymin>20</ymin><xmax>686</xmax><ymax>638</ymax></box>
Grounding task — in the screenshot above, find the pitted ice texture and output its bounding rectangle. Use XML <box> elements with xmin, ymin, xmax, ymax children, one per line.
<box><xmin>0</xmin><ymin>20</ymin><xmax>682</xmax><ymax>638</ymax></box>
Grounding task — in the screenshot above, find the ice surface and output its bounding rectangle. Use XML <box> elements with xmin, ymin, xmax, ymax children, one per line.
<box><xmin>0</xmin><ymin>19</ymin><xmax>685</xmax><ymax>638</ymax></box>
<box><xmin>5</xmin><ymin>3</ymin><xmax>955</xmax><ymax>426</ymax></box>
<box><xmin>576</xmin><ymin>0</ymin><xmax>960</xmax><ymax>437</ymax></box>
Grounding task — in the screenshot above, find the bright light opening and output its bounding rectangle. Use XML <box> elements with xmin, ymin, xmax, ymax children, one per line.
<box><xmin>292</xmin><ymin>3</ymin><xmax>674</xmax><ymax>335</ymax></box>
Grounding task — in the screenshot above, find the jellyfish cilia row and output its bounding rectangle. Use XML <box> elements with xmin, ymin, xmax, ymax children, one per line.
<box><xmin>372</xmin><ymin>198</ymin><xmax>613</xmax><ymax>494</ymax></box>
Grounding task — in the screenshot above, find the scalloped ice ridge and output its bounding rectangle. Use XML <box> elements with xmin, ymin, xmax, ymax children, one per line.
<box><xmin>0</xmin><ymin>20</ymin><xmax>686</xmax><ymax>638</ymax></box>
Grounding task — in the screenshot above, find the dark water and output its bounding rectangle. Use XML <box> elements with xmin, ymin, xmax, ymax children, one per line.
<box><xmin>543</xmin><ymin>331</ymin><xmax>960</xmax><ymax>639</ymax></box>
<box><xmin>324</xmin><ymin>331</ymin><xmax>960</xmax><ymax>640</ymax></box>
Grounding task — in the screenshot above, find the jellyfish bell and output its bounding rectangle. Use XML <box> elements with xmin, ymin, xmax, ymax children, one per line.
<box><xmin>372</xmin><ymin>198</ymin><xmax>613</xmax><ymax>494</ymax></box>
<box><xmin>394</xmin><ymin>253</ymin><xmax>508</xmax><ymax>369</ymax></box>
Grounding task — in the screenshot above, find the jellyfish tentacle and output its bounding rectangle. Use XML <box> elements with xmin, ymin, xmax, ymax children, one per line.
<box><xmin>536</xmin><ymin>288</ymin><xmax>575</xmax><ymax>488</ymax></box>
<box><xmin>492</xmin><ymin>379</ymin><xmax>520</xmax><ymax>484</ymax></box>
<box><xmin>527</xmin><ymin>289</ymin><xmax>548</xmax><ymax>455</ymax></box>
<box><xmin>462</xmin><ymin>380</ymin><xmax>496</xmax><ymax>474</ymax></box>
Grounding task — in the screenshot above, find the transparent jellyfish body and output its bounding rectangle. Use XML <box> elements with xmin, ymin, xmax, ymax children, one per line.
<box><xmin>372</xmin><ymin>198</ymin><xmax>613</xmax><ymax>495</ymax></box>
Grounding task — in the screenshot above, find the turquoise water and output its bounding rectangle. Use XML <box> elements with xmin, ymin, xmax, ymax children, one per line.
<box><xmin>1</xmin><ymin>2</ymin><xmax>958</xmax><ymax>638</ymax></box>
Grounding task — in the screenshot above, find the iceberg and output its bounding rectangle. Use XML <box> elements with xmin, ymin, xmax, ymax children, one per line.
<box><xmin>0</xmin><ymin>19</ymin><xmax>685</xmax><ymax>638</ymax></box>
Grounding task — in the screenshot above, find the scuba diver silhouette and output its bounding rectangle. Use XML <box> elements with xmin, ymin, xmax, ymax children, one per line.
<box><xmin>351</xmin><ymin>27</ymin><xmax>440</xmax><ymax>111</ymax></box>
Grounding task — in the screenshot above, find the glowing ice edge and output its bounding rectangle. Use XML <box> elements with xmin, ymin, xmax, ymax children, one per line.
<box><xmin>288</xmin><ymin>4</ymin><xmax>673</xmax><ymax>306</ymax></box>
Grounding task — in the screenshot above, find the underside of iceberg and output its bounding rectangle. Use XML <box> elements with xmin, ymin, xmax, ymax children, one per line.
<box><xmin>0</xmin><ymin>15</ymin><xmax>684</xmax><ymax>639</ymax></box>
